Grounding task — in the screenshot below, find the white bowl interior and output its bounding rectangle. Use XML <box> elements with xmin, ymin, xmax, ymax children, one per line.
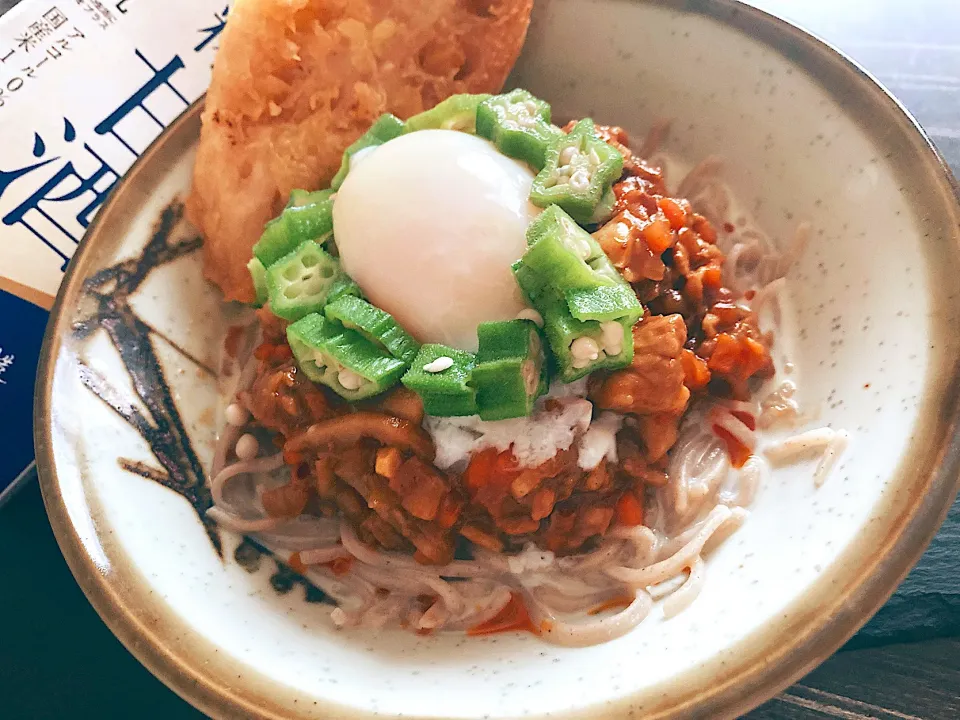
<box><xmin>45</xmin><ymin>1</ymin><xmax>960</xmax><ymax>718</ymax></box>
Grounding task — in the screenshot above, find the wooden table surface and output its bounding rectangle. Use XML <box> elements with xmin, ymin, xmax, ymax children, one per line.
<box><xmin>2</xmin><ymin>0</ymin><xmax>960</xmax><ymax>718</ymax></box>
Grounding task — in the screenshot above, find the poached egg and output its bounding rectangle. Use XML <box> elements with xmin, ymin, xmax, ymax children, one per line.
<box><xmin>333</xmin><ymin>129</ymin><xmax>540</xmax><ymax>351</ymax></box>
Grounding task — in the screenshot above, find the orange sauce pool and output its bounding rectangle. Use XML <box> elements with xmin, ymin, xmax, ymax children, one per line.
<box><xmin>467</xmin><ymin>592</ymin><xmax>540</xmax><ymax>637</ymax></box>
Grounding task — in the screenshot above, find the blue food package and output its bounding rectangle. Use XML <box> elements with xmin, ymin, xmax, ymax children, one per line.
<box><xmin>0</xmin><ymin>288</ymin><xmax>47</xmax><ymax>506</ymax></box>
<box><xmin>0</xmin><ymin>0</ymin><xmax>227</xmax><ymax>502</ymax></box>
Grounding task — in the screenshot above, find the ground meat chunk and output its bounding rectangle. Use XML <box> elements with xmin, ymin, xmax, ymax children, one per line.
<box><xmin>636</xmin><ymin>413</ymin><xmax>681</xmax><ymax>463</ymax></box>
<box><xmin>591</xmin><ymin>314</ymin><xmax>691</xmax><ymax>416</ymax></box>
<box><xmin>242</xmin><ymin>361</ymin><xmax>336</xmax><ymax>436</ymax></box>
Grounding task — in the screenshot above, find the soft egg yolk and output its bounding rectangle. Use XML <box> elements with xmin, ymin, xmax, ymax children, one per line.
<box><xmin>333</xmin><ymin>130</ymin><xmax>540</xmax><ymax>352</ymax></box>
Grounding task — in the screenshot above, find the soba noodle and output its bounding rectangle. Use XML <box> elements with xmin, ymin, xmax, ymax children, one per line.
<box><xmin>205</xmin><ymin>156</ymin><xmax>848</xmax><ymax>646</ymax></box>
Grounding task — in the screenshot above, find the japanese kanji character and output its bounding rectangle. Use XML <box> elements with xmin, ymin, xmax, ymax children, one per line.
<box><xmin>43</xmin><ymin>7</ymin><xmax>68</xmax><ymax>29</ymax></box>
<box><xmin>0</xmin><ymin>48</ymin><xmax>15</xmax><ymax>64</ymax></box>
<box><xmin>28</xmin><ymin>20</ymin><xmax>53</xmax><ymax>40</ymax></box>
<box><xmin>15</xmin><ymin>34</ymin><xmax>37</xmax><ymax>52</ymax></box>
<box><xmin>94</xmin><ymin>50</ymin><xmax>187</xmax><ymax>155</ymax></box>
<box><xmin>3</xmin><ymin>143</ymin><xmax>119</xmax><ymax>270</ymax></box>
<box><xmin>194</xmin><ymin>6</ymin><xmax>229</xmax><ymax>52</ymax></box>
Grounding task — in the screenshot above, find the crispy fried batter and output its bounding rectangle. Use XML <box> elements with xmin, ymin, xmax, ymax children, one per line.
<box><xmin>188</xmin><ymin>0</ymin><xmax>534</xmax><ymax>302</ymax></box>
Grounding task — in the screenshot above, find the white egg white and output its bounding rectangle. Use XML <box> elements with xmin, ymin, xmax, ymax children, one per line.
<box><xmin>333</xmin><ymin>129</ymin><xmax>540</xmax><ymax>352</ymax></box>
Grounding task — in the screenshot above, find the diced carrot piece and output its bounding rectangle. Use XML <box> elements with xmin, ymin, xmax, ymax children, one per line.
<box><xmin>657</xmin><ymin>197</ymin><xmax>687</xmax><ymax>230</ymax></box>
<box><xmin>324</xmin><ymin>556</ymin><xmax>354</xmax><ymax>576</ymax></box>
<box><xmin>375</xmin><ymin>446</ymin><xmax>402</xmax><ymax>479</ymax></box>
<box><xmin>740</xmin><ymin>336</ymin><xmax>769</xmax><ymax>379</ymax></box>
<box><xmin>254</xmin><ymin>343</ymin><xmax>274</xmax><ymax>361</ymax></box>
<box><xmin>467</xmin><ymin>592</ymin><xmax>537</xmax><ymax>637</ymax></box>
<box><xmin>272</xmin><ymin>344</ymin><xmax>293</xmax><ymax>362</ymax></box>
<box><xmin>288</xmin><ymin>552</ymin><xmax>307</xmax><ymax>575</ymax></box>
<box><xmin>436</xmin><ymin>494</ymin><xmax>463</xmax><ymax>529</ymax></box>
<box><xmin>681</xmin><ymin>348</ymin><xmax>711</xmax><ymax>390</ymax></box>
<box><xmin>702</xmin><ymin>266</ymin><xmax>723</xmax><ymax>289</ymax></box>
<box><xmin>615</xmin><ymin>491</ymin><xmax>644</xmax><ymax>527</ymax></box>
<box><xmin>707</xmin><ymin>333</ymin><xmax>742</xmax><ymax>374</ymax></box>
<box><xmin>713</xmin><ymin>425</ymin><xmax>752</xmax><ymax>468</ymax></box>
<box><xmin>494</xmin><ymin>449</ymin><xmax>520</xmax><ymax>474</ymax></box>
<box><xmin>642</xmin><ymin>217</ymin><xmax>674</xmax><ymax>254</ymax></box>
<box><xmin>464</xmin><ymin>447</ymin><xmax>498</xmax><ymax>491</ymax></box>
<box><xmin>693</xmin><ymin>214</ymin><xmax>718</xmax><ymax>244</ymax></box>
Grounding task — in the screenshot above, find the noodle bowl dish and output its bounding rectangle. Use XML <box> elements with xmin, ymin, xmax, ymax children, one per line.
<box><xmin>208</xmin><ymin>103</ymin><xmax>837</xmax><ymax>644</ymax></box>
<box><xmin>33</xmin><ymin>1</ymin><xmax>960</xmax><ymax>718</ymax></box>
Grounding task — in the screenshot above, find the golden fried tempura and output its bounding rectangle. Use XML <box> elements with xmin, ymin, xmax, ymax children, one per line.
<box><xmin>188</xmin><ymin>0</ymin><xmax>534</xmax><ymax>302</ymax></box>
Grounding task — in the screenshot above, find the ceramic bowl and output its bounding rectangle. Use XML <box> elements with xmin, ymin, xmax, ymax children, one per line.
<box><xmin>34</xmin><ymin>0</ymin><xmax>960</xmax><ymax>718</ymax></box>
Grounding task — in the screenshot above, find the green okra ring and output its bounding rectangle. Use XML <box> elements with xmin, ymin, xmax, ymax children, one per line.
<box><xmin>287</xmin><ymin>313</ymin><xmax>407</xmax><ymax>401</ymax></box>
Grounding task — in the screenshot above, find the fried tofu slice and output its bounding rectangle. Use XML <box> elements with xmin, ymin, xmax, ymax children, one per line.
<box><xmin>188</xmin><ymin>0</ymin><xmax>534</xmax><ymax>302</ymax></box>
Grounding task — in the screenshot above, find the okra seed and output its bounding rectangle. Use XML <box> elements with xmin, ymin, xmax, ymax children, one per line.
<box><xmin>600</xmin><ymin>321</ymin><xmax>623</xmax><ymax>347</ymax></box>
<box><xmin>559</xmin><ymin>146</ymin><xmax>578</xmax><ymax>166</ymax></box>
<box><xmin>587</xmin><ymin>149</ymin><xmax>601</xmax><ymax>167</ymax></box>
<box><xmin>423</xmin><ymin>356</ymin><xmax>455</xmax><ymax>373</ymax></box>
<box><xmin>515</xmin><ymin>308</ymin><xmax>544</xmax><ymax>327</ymax></box>
<box><xmin>225</xmin><ymin>403</ymin><xmax>249</xmax><ymax>427</ymax></box>
<box><xmin>337</xmin><ymin>368</ymin><xmax>366</xmax><ymax>390</ymax></box>
<box><xmin>235</xmin><ymin>433</ymin><xmax>259</xmax><ymax>461</ymax></box>
<box><xmin>569</xmin><ymin>169</ymin><xmax>590</xmax><ymax>191</ymax></box>
<box><xmin>570</xmin><ymin>337</ymin><xmax>601</xmax><ymax>365</ymax></box>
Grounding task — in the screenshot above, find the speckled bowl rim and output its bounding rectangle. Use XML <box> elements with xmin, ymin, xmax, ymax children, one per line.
<box><xmin>33</xmin><ymin>1</ymin><xmax>960</xmax><ymax>718</ymax></box>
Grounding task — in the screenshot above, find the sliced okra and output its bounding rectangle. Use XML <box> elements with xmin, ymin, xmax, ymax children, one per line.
<box><xmin>247</xmin><ymin>256</ymin><xmax>268</xmax><ymax>307</ymax></box>
<box><xmin>286</xmin><ymin>313</ymin><xmax>407</xmax><ymax>401</ymax></box>
<box><xmin>286</xmin><ymin>188</ymin><xmax>327</xmax><ymax>209</ymax></box>
<box><xmin>473</xmin><ymin>320</ymin><xmax>548</xmax><ymax>420</ymax></box>
<box><xmin>589</xmin><ymin>187</ymin><xmax>617</xmax><ymax>226</ymax></box>
<box><xmin>266</xmin><ymin>241</ymin><xmax>348</xmax><ymax>321</ymax></box>
<box><xmin>530</xmin><ymin>118</ymin><xmax>624</xmax><ymax>224</ymax></box>
<box><xmin>564</xmin><ymin>284</ymin><xmax>643</xmax><ymax>323</ymax></box>
<box><xmin>536</xmin><ymin>291</ymin><xmax>634</xmax><ymax>383</ymax></box>
<box><xmin>401</xmin><ymin>344</ymin><xmax>478</xmax><ymax>417</ymax></box>
<box><xmin>331</xmin><ymin>113</ymin><xmax>406</xmax><ymax>190</ymax></box>
<box><xmin>517</xmin><ymin>206</ymin><xmax>642</xmax><ymax>323</ymax></box>
<box><xmin>476</xmin><ymin>89</ymin><xmax>561</xmax><ymax>169</ymax></box>
<box><xmin>325</xmin><ymin>271</ymin><xmax>363</xmax><ymax>306</ymax></box>
<box><xmin>253</xmin><ymin>189</ymin><xmax>335</xmax><ymax>268</ymax></box>
<box><xmin>405</xmin><ymin>93</ymin><xmax>491</xmax><ymax>134</ymax></box>
<box><xmin>324</xmin><ymin>295</ymin><xmax>419</xmax><ymax>364</ymax></box>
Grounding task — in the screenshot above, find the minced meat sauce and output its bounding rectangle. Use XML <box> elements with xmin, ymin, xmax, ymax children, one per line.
<box><xmin>240</xmin><ymin>124</ymin><xmax>774</xmax><ymax>565</ymax></box>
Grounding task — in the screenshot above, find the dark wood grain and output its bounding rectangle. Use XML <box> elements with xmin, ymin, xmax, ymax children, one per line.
<box><xmin>752</xmin><ymin>639</ymin><xmax>960</xmax><ymax>719</ymax></box>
